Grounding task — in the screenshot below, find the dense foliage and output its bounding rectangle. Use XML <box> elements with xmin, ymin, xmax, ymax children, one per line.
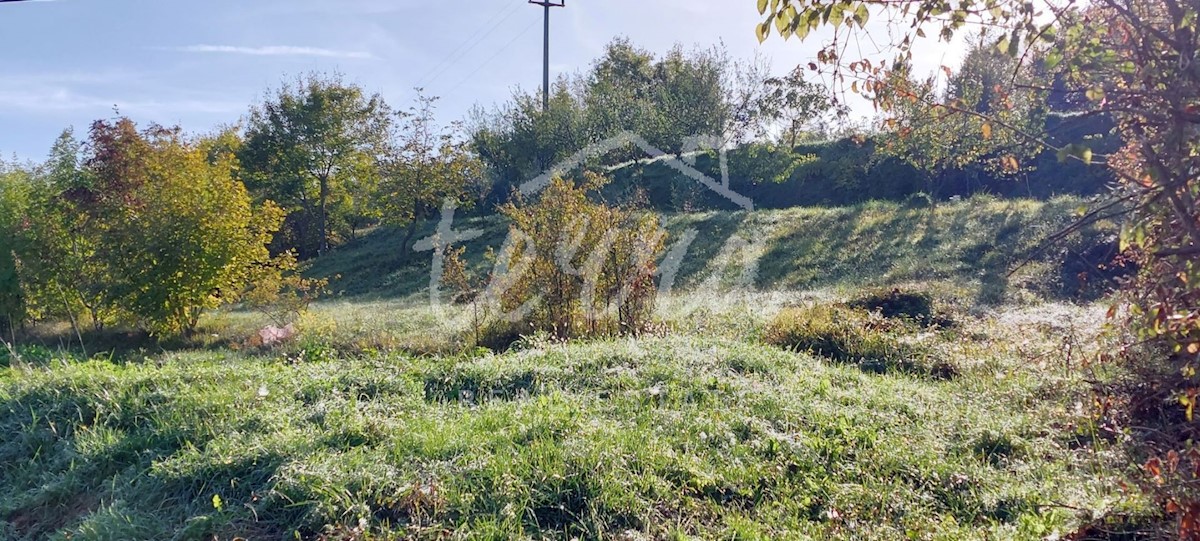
<box><xmin>240</xmin><ymin>73</ymin><xmax>393</xmax><ymax>258</ymax></box>
<box><xmin>475</xmin><ymin>174</ymin><xmax>664</xmax><ymax>340</ymax></box>
<box><xmin>0</xmin><ymin>120</ymin><xmax>285</xmax><ymax>335</ymax></box>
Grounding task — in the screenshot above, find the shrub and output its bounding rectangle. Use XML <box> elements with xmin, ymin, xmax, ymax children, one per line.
<box><xmin>489</xmin><ymin>173</ymin><xmax>665</xmax><ymax>339</ymax></box>
<box><xmin>763</xmin><ymin>304</ymin><xmax>956</xmax><ymax>378</ymax></box>
<box><xmin>848</xmin><ymin>288</ymin><xmax>940</xmax><ymax>326</ymax></box>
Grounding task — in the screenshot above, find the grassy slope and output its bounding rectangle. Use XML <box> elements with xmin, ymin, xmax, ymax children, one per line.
<box><xmin>0</xmin><ymin>195</ymin><xmax>1136</xmax><ymax>540</ymax></box>
<box><xmin>307</xmin><ymin>195</ymin><xmax>1111</xmax><ymax>303</ymax></box>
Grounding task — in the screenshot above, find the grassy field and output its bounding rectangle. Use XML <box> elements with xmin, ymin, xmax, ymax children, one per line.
<box><xmin>0</xmin><ymin>195</ymin><xmax>1145</xmax><ymax>540</ymax></box>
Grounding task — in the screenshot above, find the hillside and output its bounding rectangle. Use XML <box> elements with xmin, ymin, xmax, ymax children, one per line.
<box><xmin>0</xmin><ymin>196</ymin><xmax>1144</xmax><ymax>540</ymax></box>
<box><xmin>307</xmin><ymin>194</ymin><xmax>1120</xmax><ymax>303</ymax></box>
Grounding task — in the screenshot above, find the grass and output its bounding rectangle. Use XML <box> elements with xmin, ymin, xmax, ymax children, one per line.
<box><xmin>0</xmin><ymin>296</ymin><xmax>1140</xmax><ymax>540</ymax></box>
<box><xmin>0</xmin><ymin>194</ymin><xmax>1143</xmax><ymax>539</ymax></box>
<box><xmin>304</xmin><ymin>195</ymin><xmax>1119</xmax><ymax>307</ymax></box>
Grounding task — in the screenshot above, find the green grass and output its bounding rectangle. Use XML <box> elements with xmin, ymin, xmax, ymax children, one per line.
<box><xmin>305</xmin><ymin>195</ymin><xmax>1117</xmax><ymax>306</ymax></box>
<box><xmin>0</xmin><ymin>195</ymin><xmax>1140</xmax><ymax>539</ymax></box>
<box><xmin>0</xmin><ymin>299</ymin><xmax>1135</xmax><ymax>540</ymax></box>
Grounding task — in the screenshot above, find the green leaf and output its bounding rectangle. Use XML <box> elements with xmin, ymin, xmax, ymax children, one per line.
<box><xmin>1056</xmin><ymin>143</ymin><xmax>1094</xmax><ymax>165</ymax></box>
<box><xmin>854</xmin><ymin>4</ymin><xmax>870</xmax><ymax>27</ymax></box>
<box><xmin>775</xmin><ymin>12</ymin><xmax>790</xmax><ymax>34</ymax></box>
<box><xmin>1044</xmin><ymin>51</ymin><xmax>1062</xmax><ymax>69</ymax></box>
<box><xmin>795</xmin><ymin>18</ymin><xmax>811</xmax><ymax>39</ymax></box>
<box><xmin>830</xmin><ymin>3</ymin><xmax>846</xmax><ymax>28</ymax></box>
<box><xmin>1085</xmin><ymin>87</ymin><xmax>1106</xmax><ymax>101</ymax></box>
<box><xmin>212</xmin><ymin>494</ymin><xmax>223</xmax><ymax>511</ymax></box>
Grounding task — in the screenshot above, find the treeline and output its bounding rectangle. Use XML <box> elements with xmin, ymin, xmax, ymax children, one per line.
<box><xmin>0</xmin><ymin>77</ymin><xmax>480</xmax><ymax>335</ymax></box>
<box><xmin>0</xmin><ymin>37</ymin><xmax>1115</xmax><ymax>335</ymax></box>
<box><xmin>605</xmin><ymin>112</ymin><xmax>1117</xmax><ymax>211</ymax></box>
<box><xmin>474</xmin><ymin>36</ymin><xmax>1116</xmax><ymax>212</ymax></box>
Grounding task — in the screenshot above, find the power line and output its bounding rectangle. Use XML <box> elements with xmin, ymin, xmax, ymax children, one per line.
<box><xmin>444</xmin><ymin>18</ymin><xmax>539</xmax><ymax>97</ymax></box>
<box><xmin>415</xmin><ymin>2</ymin><xmax>524</xmax><ymax>90</ymax></box>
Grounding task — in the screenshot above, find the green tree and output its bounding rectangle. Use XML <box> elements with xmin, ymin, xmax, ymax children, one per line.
<box><xmin>17</xmin><ymin>129</ymin><xmax>116</xmax><ymax>331</ymax></box>
<box><xmin>241</xmin><ymin>73</ymin><xmax>392</xmax><ymax>257</ymax></box>
<box><xmin>471</xmin><ymin>80</ymin><xmax>588</xmax><ymax>203</ymax></box>
<box><xmin>375</xmin><ymin>93</ymin><xmax>485</xmax><ymax>254</ymax></box>
<box><xmin>758</xmin><ymin>65</ymin><xmax>833</xmax><ymax>147</ymax></box>
<box><xmin>100</xmin><ymin>125</ymin><xmax>284</xmax><ymax>335</ymax></box>
<box><xmin>0</xmin><ymin>159</ymin><xmax>33</xmax><ymax>330</ymax></box>
<box><xmin>876</xmin><ymin>37</ymin><xmax>1046</xmax><ymax>198</ymax></box>
<box><xmin>18</xmin><ymin>121</ymin><xmax>285</xmax><ymax>336</ymax></box>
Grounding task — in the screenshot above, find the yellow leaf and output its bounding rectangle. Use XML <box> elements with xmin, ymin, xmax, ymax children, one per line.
<box><xmin>981</xmin><ymin>123</ymin><xmax>993</xmax><ymax>140</ymax></box>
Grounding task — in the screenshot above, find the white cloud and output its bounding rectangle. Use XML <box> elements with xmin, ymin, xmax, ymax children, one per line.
<box><xmin>0</xmin><ymin>87</ymin><xmax>244</xmax><ymax>116</ymax></box>
<box><xmin>169</xmin><ymin>45</ymin><xmax>373</xmax><ymax>59</ymax></box>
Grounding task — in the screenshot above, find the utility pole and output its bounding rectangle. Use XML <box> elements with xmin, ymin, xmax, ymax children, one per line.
<box><xmin>529</xmin><ymin>0</ymin><xmax>564</xmax><ymax>111</ymax></box>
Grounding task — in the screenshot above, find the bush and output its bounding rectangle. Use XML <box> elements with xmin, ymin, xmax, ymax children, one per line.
<box><xmin>763</xmin><ymin>304</ymin><xmax>956</xmax><ymax>378</ymax></box>
<box><xmin>848</xmin><ymin>288</ymin><xmax>940</xmax><ymax>326</ymax></box>
<box><xmin>489</xmin><ymin>173</ymin><xmax>665</xmax><ymax>339</ymax></box>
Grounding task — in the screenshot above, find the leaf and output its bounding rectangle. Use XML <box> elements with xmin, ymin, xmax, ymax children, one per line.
<box><xmin>775</xmin><ymin>13</ymin><xmax>790</xmax><ymax>35</ymax></box>
<box><xmin>916</xmin><ymin>27</ymin><xmax>926</xmax><ymax>38</ymax></box>
<box><xmin>1145</xmin><ymin>457</ymin><xmax>1162</xmax><ymax>478</ymax></box>
<box><xmin>829</xmin><ymin>3</ymin><xmax>846</xmax><ymax>28</ymax></box>
<box><xmin>1085</xmin><ymin>87</ymin><xmax>1106</xmax><ymax>102</ymax></box>
<box><xmin>212</xmin><ymin>494</ymin><xmax>224</xmax><ymax>511</ymax></box>
<box><xmin>853</xmin><ymin>4</ymin><xmax>870</xmax><ymax>27</ymax></box>
<box><xmin>757</xmin><ymin>21</ymin><xmax>771</xmax><ymax>43</ymax></box>
<box><xmin>1044</xmin><ymin>51</ymin><xmax>1063</xmax><ymax>69</ymax></box>
<box><xmin>981</xmin><ymin>123</ymin><xmax>993</xmax><ymax>140</ymax></box>
<box><xmin>1001</xmin><ymin>154</ymin><xmax>1019</xmax><ymax>172</ymax></box>
<box><xmin>758</xmin><ymin>0</ymin><xmax>769</xmax><ymax>15</ymax></box>
<box><xmin>1056</xmin><ymin>144</ymin><xmax>1093</xmax><ymax>165</ymax></box>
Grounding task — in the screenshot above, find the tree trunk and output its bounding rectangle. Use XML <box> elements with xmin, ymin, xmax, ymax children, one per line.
<box><xmin>317</xmin><ymin>176</ymin><xmax>330</xmax><ymax>255</ymax></box>
<box><xmin>401</xmin><ymin>221</ymin><xmax>419</xmax><ymax>258</ymax></box>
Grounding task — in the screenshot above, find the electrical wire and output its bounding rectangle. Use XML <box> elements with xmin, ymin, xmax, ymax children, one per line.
<box><xmin>414</xmin><ymin>1</ymin><xmax>525</xmax><ymax>89</ymax></box>
<box><xmin>443</xmin><ymin>18</ymin><xmax>538</xmax><ymax>97</ymax></box>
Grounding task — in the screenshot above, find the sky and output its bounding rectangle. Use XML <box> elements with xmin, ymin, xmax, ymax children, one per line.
<box><xmin>0</xmin><ymin>0</ymin><xmax>966</xmax><ymax>162</ymax></box>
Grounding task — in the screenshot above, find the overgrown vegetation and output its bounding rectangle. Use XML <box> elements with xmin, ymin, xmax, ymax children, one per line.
<box><xmin>0</xmin><ymin>298</ymin><xmax>1132</xmax><ymax>540</ymax></box>
<box><xmin>755</xmin><ymin>0</ymin><xmax>1200</xmax><ymax>534</ymax></box>
<box><xmin>0</xmin><ymin>120</ymin><xmax>288</xmax><ymax>336</ymax></box>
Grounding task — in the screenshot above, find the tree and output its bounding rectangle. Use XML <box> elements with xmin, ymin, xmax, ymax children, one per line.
<box><xmin>241</xmin><ymin>73</ymin><xmax>392</xmax><ymax>257</ymax></box>
<box><xmin>15</xmin><ymin>120</ymin><xmax>285</xmax><ymax>336</ymax></box>
<box><xmin>98</xmin><ymin>124</ymin><xmax>284</xmax><ymax>335</ymax></box>
<box><xmin>0</xmin><ymin>159</ymin><xmax>32</xmax><ymax>330</ymax></box>
<box><xmin>375</xmin><ymin>93</ymin><xmax>485</xmax><ymax>255</ymax></box>
<box><xmin>758</xmin><ymin>66</ymin><xmax>834</xmax><ymax>147</ymax></box>
<box><xmin>17</xmin><ymin>129</ymin><xmax>116</xmax><ymax>331</ymax></box>
<box><xmin>471</xmin><ymin>80</ymin><xmax>589</xmax><ymax>204</ymax></box>
<box><xmin>492</xmin><ymin>173</ymin><xmax>664</xmax><ymax>338</ymax></box>
<box><xmin>877</xmin><ymin>39</ymin><xmax>1046</xmax><ymax>198</ymax></box>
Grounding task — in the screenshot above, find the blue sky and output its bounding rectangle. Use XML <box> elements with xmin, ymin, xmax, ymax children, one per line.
<box><xmin>0</xmin><ymin>0</ymin><xmax>964</xmax><ymax>162</ymax></box>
